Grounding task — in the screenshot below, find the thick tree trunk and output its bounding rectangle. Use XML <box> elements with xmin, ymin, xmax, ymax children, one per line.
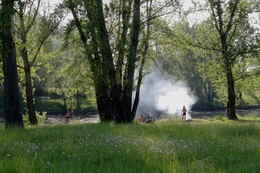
<box><xmin>226</xmin><ymin>68</ymin><xmax>237</xmax><ymax>119</ymax></box>
<box><xmin>95</xmin><ymin>0</ymin><xmax>121</xmax><ymax>122</ymax></box>
<box><xmin>116</xmin><ymin>0</ymin><xmax>132</xmax><ymax>84</ymax></box>
<box><xmin>132</xmin><ymin>0</ymin><xmax>152</xmax><ymax>119</ymax></box>
<box><xmin>94</xmin><ymin>81</ymin><xmax>114</xmax><ymax>121</ymax></box>
<box><xmin>122</xmin><ymin>0</ymin><xmax>141</xmax><ymax>122</ymax></box>
<box><xmin>68</xmin><ymin>0</ymin><xmax>141</xmax><ymax>123</ymax></box>
<box><xmin>1</xmin><ymin>0</ymin><xmax>24</xmax><ymax>128</ymax></box>
<box><xmin>68</xmin><ymin>2</ymin><xmax>113</xmax><ymax>121</ymax></box>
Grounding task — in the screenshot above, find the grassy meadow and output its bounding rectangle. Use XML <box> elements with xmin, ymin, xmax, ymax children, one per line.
<box><xmin>0</xmin><ymin>118</ymin><xmax>259</xmax><ymax>173</ymax></box>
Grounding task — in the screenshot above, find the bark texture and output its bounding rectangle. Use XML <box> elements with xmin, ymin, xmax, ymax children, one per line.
<box><xmin>1</xmin><ymin>0</ymin><xmax>24</xmax><ymax>128</ymax></box>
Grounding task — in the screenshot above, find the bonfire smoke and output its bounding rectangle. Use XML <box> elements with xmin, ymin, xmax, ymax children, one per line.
<box><xmin>136</xmin><ymin>69</ymin><xmax>197</xmax><ymax>119</ymax></box>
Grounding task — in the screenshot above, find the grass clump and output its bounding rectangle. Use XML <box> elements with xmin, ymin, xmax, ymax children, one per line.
<box><xmin>0</xmin><ymin>119</ymin><xmax>259</xmax><ymax>173</ymax></box>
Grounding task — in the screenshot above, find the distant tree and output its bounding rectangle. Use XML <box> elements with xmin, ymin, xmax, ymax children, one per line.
<box><xmin>1</xmin><ymin>0</ymin><xmax>24</xmax><ymax>128</ymax></box>
<box><xmin>206</xmin><ymin>0</ymin><xmax>259</xmax><ymax>119</ymax></box>
<box><xmin>185</xmin><ymin>0</ymin><xmax>260</xmax><ymax>119</ymax></box>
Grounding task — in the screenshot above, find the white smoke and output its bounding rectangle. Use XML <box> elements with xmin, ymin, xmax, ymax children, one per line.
<box><xmin>136</xmin><ymin>69</ymin><xmax>196</xmax><ymax>119</ymax></box>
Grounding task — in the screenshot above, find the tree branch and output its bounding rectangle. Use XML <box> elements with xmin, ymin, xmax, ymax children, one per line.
<box><xmin>26</xmin><ymin>0</ymin><xmax>41</xmax><ymax>35</ymax></box>
<box><xmin>225</xmin><ymin>0</ymin><xmax>240</xmax><ymax>36</ymax></box>
<box><xmin>235</xmin><ymin>70</ymin><xmax>260</xmax><ymax>82</ymax></box>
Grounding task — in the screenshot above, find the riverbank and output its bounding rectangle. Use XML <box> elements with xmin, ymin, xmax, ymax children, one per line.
<box><xmin>189</xmin><ymin>108</ymin><xmax>260</xmax><ymax>119</ymax></box>
<box><xmin>0</xmin><ymin>108</ymin><xmax>259</xmax><ymax>124</ymax></box>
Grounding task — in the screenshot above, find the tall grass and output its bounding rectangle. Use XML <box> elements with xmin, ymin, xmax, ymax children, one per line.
<box><xmin>0</xmin><ymin>120</ymin><xmax>259</xmax><ymax>173</ymax></box>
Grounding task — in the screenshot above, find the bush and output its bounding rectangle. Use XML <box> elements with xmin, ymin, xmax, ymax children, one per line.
<box><xmin>23</xmin><ymin>111</ymin><xmax>47</xmax><ymax>126</ymax></box>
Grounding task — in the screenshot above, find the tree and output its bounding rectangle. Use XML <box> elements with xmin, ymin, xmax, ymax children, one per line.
<box><xmin>63</xmin><ymin>0</ymin><xmax>181</xmax><ymax>122</ymax></box>
<box><xmin>64</xmin><ymin>0</ymin><xmax>141</xmax><ymax>122</ymax></box>
<box><xmin>1</xmin><ymin>0</ymin><xmax>24</xmax><ymax>128</ymax></box>
<box><xmin>15</xmin><ymin>0</ymin><xmax>62</xmax><ymax>124</ymax></box>
<box><xmin>15</xmin><ymin>0</ymin><xmax>41</xmax><ymax>124</ymax></box>
<box><xmin>132</xmin><ymin>0</ymin><xmax>153</xmax><ymax>117</ymax></box>
<box><xmin>174</xmin><ymin>0</ymin><xmax>260</xmax><ymax>119</ymax></box>
<box><xmin>206</xmin><ymin>0</ymin><xmax>259</xmax><ymax>119</ymax></box>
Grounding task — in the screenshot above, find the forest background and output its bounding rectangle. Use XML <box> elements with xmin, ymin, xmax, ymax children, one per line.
<box><xmin>0</xmin><ymin>0</ymin><xmax>259</xmax><ymax>125</ymax></box>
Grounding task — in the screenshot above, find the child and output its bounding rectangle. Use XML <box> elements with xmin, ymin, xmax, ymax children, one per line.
<box><xmin>181</xmin><ymin>106</ymin><xmax>187</xmax><ymax>121</ymax></box>
<box><xmin>66</xmin><ymin>108</ymin><xmax>74</xmax><ymax>122</ymax></box>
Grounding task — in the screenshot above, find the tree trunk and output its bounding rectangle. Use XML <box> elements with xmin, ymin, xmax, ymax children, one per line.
<box><xmin>226</xmin><ymin>68</ymin><xmax>237</xmax><ymax>119</ymax></box>
<box><xmin>208</xmin><ymin>0</ymin><xmax>240</xmax><ymax>120</ymax></box>
<box><xmin>206</xmin><ymin>79</ymin><xmax>214</xmax><ymax>103</ymax></box>
<box><xmin>132</xmin><ymin>0</ymin><xmax>152</xmax><ymax>119</ymax></box>
<box><xmin>69</xmin><ymin>0</ymin><xmax>118</xmax><ymax>122</ymax></box>
<box><xmin>68</xmin><ymin>0</ymin><xmax>141</xmax><ymax>123</ymax></box>
<box><xmin>17</xmin><ymin>5</ymin><xmax>38</xmax><ymax>124</ymax></box>
<box><xmin>95</xmin><ymin>82</ymin><xmax>114</xmax><ymax>121</ymax></box>
<box><xmin>24</xmin><ymin>67</ymin><xmax>38</xmax><ymax>124</ymax></box>
<box><xmin>21</xmin><ymin>46</ymin><xmax>38</xmax><ymax>124</ymax></box>
<box><xmin>76</xmin><ymin>89</ymin><xmax>80</xmax><ymax>110</ymax></box>
<box><xmin>122</xmin><ymin>0</ymin><xmax>141</xmax><ymax>122</ymax></box>
<box><xmin>116</xmin><ymin>0</ymin><xmax>132</xmax><ymax>84</ymax></box>
<box><xmin>1</xmin><ymin>0</ymin><xmax>24</xmax><ymax>128</ymax></box>
<box><xmin>95</xmin><ymin>0</ymin><xmax>121</xmax><ymax>122</ymax></box>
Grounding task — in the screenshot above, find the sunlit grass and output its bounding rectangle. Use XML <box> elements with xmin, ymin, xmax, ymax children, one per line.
<box><xmin>0</xmin><ymin>118</ymin><xmax>259</xmax><ymax>173</ymax></box>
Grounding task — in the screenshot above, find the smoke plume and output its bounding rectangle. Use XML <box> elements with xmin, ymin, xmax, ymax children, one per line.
<box><xmin>136</xmin><ymin>69</ymin><xmax>197</xmax><ymax>119</ymax></box>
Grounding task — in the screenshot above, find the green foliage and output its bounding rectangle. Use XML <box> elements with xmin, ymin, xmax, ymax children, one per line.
<box><xmin>192</xmin><ymin>99</ymin><xmax>224</xmax><ymax>111</ymax></box>
<box><xmin>214</xmin><ymin>116</ymin><xmax>226</xmax><ymax>121</ymax></box>
<box><xmin>23</xmin><ymin>111</ymin><xmax>46</xmax><ymax>126</ymax></box>
<box><xmin>155</xmin><ymin>0</ymin><xmax>260</xmax><ymax>111</ymax></box>
<box><xmin>0</xmin><ymin>87</ymin><xmax>3</xmax><ymax>115</ymax></box>
<box><xmin>154</xmin><ymin>20</ymin><xmax>222</xmax><ymax>106</ymax></box>
<box><xmin>34</xmin><ymin>98</ymin><xmax>66</xmax><ymax>112</ymax></box>
<box><xmin>0</xmin><ymin>120</ymin><xmax>259</xmax><ymax>172</ymax></box>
